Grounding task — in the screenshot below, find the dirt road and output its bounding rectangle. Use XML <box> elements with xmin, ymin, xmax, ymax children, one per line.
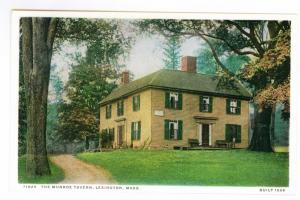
<box><xmin>50</xmin><ymin>154</ymin><xmax>115</xmax><ymax>184</ymax></box>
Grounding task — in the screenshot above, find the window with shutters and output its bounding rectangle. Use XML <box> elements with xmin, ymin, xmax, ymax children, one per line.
<box><xmin>170</xmin><ymin>92</ymin><xmax>178</xmax><ymax>109</ymax></box>
<box><xmin>200</xmin><ymin>96</ymin><xmax>213</xmax><ymax>112</ymax></box>
<box><xmin>131</xmin><ymin>121</ymin><xmax>141</xmax><ymax>140</ymax></box>
<box><xmin>169</xmin><ymin>121</ymin><xmax>178</xmax><ymax>140</ymax></box>
<box><xmin>230</xmin><ymin>99</ymin><xmax>238</xmax><ymax>113</ymax></box>
<box><xmin>165</xmin><ymin>92</ymin><xmax>182</xmax><ymax>110</ymax></box>
<box><xmin>226</xmin><ymin>98</ymin><xmax>241</xmax><ymax>114</ymax></box>
<box><xmin>225</xmin><ymin>124</ymin><xmax>241</xmax><ymax>143</ymax></box>
<box><xmin>117</xmin><ymin>100</ymin><xmax>124</xmax><ymax>116</ymax></box>
<box><xmin>132</xmin><ymin>95</ymin><xmax>140</xmax><ymax>111</ymax></box>
<box><xmin>164</xmin><ymin>119</ymin><xmax>183</xmax><ymax>140</ymax></box>
<box><xmin>105</xmin><ymin>104</ymin><xmax>112</xmax><ymax>119</ymax></box>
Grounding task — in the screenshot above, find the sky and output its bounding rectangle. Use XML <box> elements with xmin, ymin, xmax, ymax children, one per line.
<box><xmin>51</xmin><ymin>20</ymin><xmax>204</xmax><ymax>84</ymax></box>
<box><xmin>125</xmin><ymin>34</ymin><xmax>203</xmax><ymax>79</ymax></box>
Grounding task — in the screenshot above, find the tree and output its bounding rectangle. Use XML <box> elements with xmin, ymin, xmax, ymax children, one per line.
<box><xmin>57</xmin><ymin>63</ymin><xmax>119</xmax><ymax>142</ymax></box>
<box><xmin>56</xmin><ymin>19</ymin><xmax>130</xmax><ymax>145</ymax></box>
<box><xmin>138</xmin><ymin>19</ymin><xmax>290</xmax><ymax>151</ymax></box>
<box><xmin>162</xmin><ymin>35</ymin><xmax>181</xmax><ymax>69</ymax></box>
<box><xmin>243</xmin><ymin>29</ymin><xmax>290</xmax><ymax>151</ymax></box>
<box><xmin>20</xmin><ymin>17</ymin><xmax>131</xmax><ymax>176</ymax></box>
<box><xmin>18</xmin><ymin>35</ymin><xmax>27</xmax><ymax>156</ymax></box>
<box><xmin>21</xmin><ymin>18</ymin><xmax>57</xmax><ymax>176</ymax></box>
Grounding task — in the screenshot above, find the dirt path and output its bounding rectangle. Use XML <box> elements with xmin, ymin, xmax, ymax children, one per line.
<box><xmin>50</xmin><ymin>154</ymin><xmax>116</xmax><ymax>184</ymax></box>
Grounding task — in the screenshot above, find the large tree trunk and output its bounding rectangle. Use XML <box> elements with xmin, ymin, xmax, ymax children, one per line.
<box><xmin>249</xmin><ymin>104</ymin><xmax>273</xmax><ymax>152</ymax></box>
<box><xmin>21</xmin><ymin>18</ymin><xmax>57</xmax><ymax>176</ymax></box>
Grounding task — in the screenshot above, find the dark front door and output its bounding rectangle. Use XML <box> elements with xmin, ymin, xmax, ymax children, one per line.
<box><xmin>202</xmin><ymin>124</ymin><xmax>209</xmax><ymax>146</ymax></box>
<box><xmin>117</xmin><ymin>125</ymin><xmax>124</xmax><ymax>146</ymax></box>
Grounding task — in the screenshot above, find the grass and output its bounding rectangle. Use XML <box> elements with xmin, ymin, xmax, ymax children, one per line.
<box><xmin>273</xmin><ymin>146</ymin><xmax>289</xmax><ymax>153</ymax></box>
<box><xmin>77</xmin><ymin>149</ymin><xmax>289</xmax><ymax>186</ymax></box>
<box><xmin>18</xmin><ymin>155</ymin><xmax>64</xmax><ymax>184</ymax></box>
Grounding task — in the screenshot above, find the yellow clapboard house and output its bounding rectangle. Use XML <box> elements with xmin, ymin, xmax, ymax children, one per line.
<box><xmin>99</xmin><ymin>56</ymin><xmax>252</xmax><ymax>149</ymax></box>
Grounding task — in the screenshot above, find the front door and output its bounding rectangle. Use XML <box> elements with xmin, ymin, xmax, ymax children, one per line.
<box><xmin>117</xmin><ymin>125</ymin><xmax>124</xmax><ymax>146</ymax></box>
<box><xmin>202</xmin><ymin>124</ymin><xmax>210</xmax><ymax>146</ymax></box>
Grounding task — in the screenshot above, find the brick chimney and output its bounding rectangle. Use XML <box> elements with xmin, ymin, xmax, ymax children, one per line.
<box><xmin>121</xmin><ymin>71</ymin><xmax>130</xmax><ymax>85</ymax></box>
<box><xmin>181</xmin><ymin>56</ymin><xmax>197</xmax><ymax>73</ymax></box>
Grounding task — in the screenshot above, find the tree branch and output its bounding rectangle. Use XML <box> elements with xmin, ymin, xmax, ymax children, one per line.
<box><xmin>196</xmin><ymin>33</ymin><xmax>236</xmax><ymax>77</ymax></box>
<box><xmin>225</xmin><ymin>20</ymin><xmax>252</xmax><ymax>38</ymax></box>
<box><xmin>47</xmin><ymin>18</ymin><xmax>58</xmax><ymax>64</ymax></box>
<box><xmin>199</xmin><ymin>33</ymin><xmax>260</xmax><ymax>57</ymax></box>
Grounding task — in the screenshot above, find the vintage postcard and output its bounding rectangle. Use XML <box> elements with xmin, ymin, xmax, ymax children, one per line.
<box><xmin>7</xmin><ymin>7</ymin><xmax>298</xmax><ymax>200</ymax></box>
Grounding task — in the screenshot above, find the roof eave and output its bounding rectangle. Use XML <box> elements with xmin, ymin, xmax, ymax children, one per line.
<box><xmin>99</xmin><ymin>85</ymin><xmax>252</xmax><ymax>106</ymax></box>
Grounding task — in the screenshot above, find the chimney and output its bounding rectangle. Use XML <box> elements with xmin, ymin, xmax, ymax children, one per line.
<box><xmin>181</xmin><ymin>56</ymin><xmax>197</xmax><ymax>73</ymax></box>
<box><xmin>121</xmin><ymin>71</ymin><xmax>130</xmax><ymax>85</ymax></box>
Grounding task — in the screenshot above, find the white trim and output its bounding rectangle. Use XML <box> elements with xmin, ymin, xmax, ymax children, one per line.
<box><xmin>209</xmin><ymin>124</ymin><xmax>212</xmax><ymax>146</ymax></box>
<box><xmin>198</xmin><ymin>124</ymin><xmax>202</xmax><ymax>145</ymax></box>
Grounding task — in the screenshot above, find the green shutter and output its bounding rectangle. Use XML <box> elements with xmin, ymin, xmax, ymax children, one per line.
<box><xmin>225</xmin><ymin>124</ymin><xmax>231</xmax><ymax>142</ymax></box>
<box><xmin>105</xmin><ymin>106</ymin><xmax>108</xmax><ymax>118</ymax></box>
<box><xmin>138</xmin><ymin>121</ymin><xmax>141</xmax><ymax>140</ymax></box>
<box><xmin>164</xmin><ymin>119</ymin><xmax>170</xmax><ymax>140</ymax></box>
<box><xmin>199</xmin><ymin>96</ymin><xmax>203</xmax><ymax>112</ymax></box>
<box><xmin>208</xmin><ymin>96</ymin><xmax>213</xmax><ymax>113</ymax></box>
<box><xmin>165</xmin><ymin>92</ymin><xmax>170</xmax><ymax>108</ymax></box>
<box><xmin>117</xmin><ymin>102</ymin><xmax>119</xmax><ymax>116</ymax></box>
<box><xmin>226</xmin><ymin>98</ymin><xmax>230</xmax><ymax>114</ymax></box>
<box><xmin>121</xmin><ymin>100</ymin><xmax>124</xmax><ymax>115</ymax></box>
<box><xmin>178</xmin><ymin>120</ymin><xmax>183</xmax><ymax>140</ymax></box>
<box><xmin>132</xmin><ymin>96</ymin><xmax>135</xmax><ymax>111</ymax></box>
<box><xmin>137</xmin><ymin>95</ymin><xmax>140</xmax><ymax>110</ymax></box>
<box><xmin>237</xmin><ymin>100</ymin><xmax>241</xmax><ymax>114</ymax></box>
<box><xmin>236</xmin><ymin>125</ymin><xmax>241</xmax><ymax>143</ymax></box>
<box><xmin>178</xmin><ymin>93</ymin><xmax>182</xmax><ymax>110</ymax></box>
<box><xmin>131</xmin><ymin>122</ymin><xmax>134</xmax><ymax>140</ymax></box>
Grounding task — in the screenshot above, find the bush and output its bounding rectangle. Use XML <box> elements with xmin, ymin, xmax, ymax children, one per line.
<box><xmin>100</xmin><ymin>129</ymin><xmax>114</xmax><ymax>148</ymax></box>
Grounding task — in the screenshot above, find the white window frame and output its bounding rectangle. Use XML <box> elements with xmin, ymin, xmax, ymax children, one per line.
<box><xmin>169</xmin><ymin>120</ymin><xmax>178</xmax><ymax>140</ymax></box>
<box><xmin>202</xmin><ymin>96</ymin><xmax>210</xmax><ymax>112</ymax></box>
<box><xmin>133</xmin><ymin>122</ymin><xmax>139</xmax><ymax>140</ymax></box>
<box><xmin>230</xmin><ymin>99</ymin><xmax>238</xmax><ymax>114</ymax></box>
<box><xmin>133</xmin><ymin>95</ymin><xmax>139</xmax><ymax>110</ymax></box>
<box><xmin>169</xmin><ymin>92</ymin><xmax>179</xmax><ymax>109</ymax></box>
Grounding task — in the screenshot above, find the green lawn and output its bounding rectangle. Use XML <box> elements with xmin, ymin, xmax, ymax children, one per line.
<box><xmin>77</xmin><ymin>149</ymin><xmax>289</xmax><ymax>186</ymax></box>
<box><xmin>18</xmin><ymin>155</ymin><xmax>64</xmax><ymax>184</ymax></box>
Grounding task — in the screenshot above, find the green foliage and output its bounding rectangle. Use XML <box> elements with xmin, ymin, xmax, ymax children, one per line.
<box><xmin>162</xmin><ymin>35</ymin><xmax>181</xmax><ymax>70</ymax></box>
<box><xmin>196</xmin><ymin>44</ymin><xmax>250</xmax><ymax>75</ymax></box>
<box><xmin>100</xmin><ymin>129</ymin><xmax>114</xmax><ymax>148</ymax></box>
<box><xmin>46</xmin><ymin>66</ymin><xmax>65</xmax><ymax>153</ymax></box>
<box><xmin>56</xmin><ymin>19</ymin><xmax>130</xmax><ymax>143</ymax></box>
<box><xmin>221</xmin><ymin>53</ymin><xmax>250</xmax><ymax>74</ymax></box>
<box><xmin>77</xmin><ymin>150</ymin><xmax>288</xmax><ymax>186</ymax></box>
<box><xmin>18</xmin><ymin>155</ymin><xmax>64</xmax><ymax>183</ymax></box>
<box><xmin>55</xmin><ymin>18</ymin><xmax>131</xmax><ymax>64</ymax></box>
<box><xmin>196</xmin><ymin>47</ymin><xmax>217</xmax><ymax>75</ymax></box>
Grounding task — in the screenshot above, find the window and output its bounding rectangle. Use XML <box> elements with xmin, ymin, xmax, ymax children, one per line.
<box><xmin>226</xmin><ymin>98</ymin><xmax>241</xmax><ymax>114</ymax></box>
<box><xmin>105</xmin><ymin>104</ymin><xmax>112</xmax><ymax>119</ymax></box>
<box><xmin>131</xmin><ymin>121</ymin><xmax>141</xmax><ymax>140</ymax></box>
<box><xmin>164</xmin><ymin>119</ymin><xmax>183</xmax><ymax>140</ymax></box>
<box><xmin>199</xmin><ymin>96</ymin><xmax>213</xmax><ymax>112</ymax></box>
<box><xmin>132</xmin><ymin>95</ymin><xmax>140</xmax><ymax>111</ymax></box>
<box><xmin>117</xmin><ymin>100</ymin><xmax>124</xmax><ymax>116</ymax></box>
<box><xmin>225</xmin><ymin>124</ymin><xmax>241</xmax><ymax>143</ymax></box>
<box><xmin>165</xmin><ymin>92</ymin><xmax>182</xmax><ymax>110</ymax></box>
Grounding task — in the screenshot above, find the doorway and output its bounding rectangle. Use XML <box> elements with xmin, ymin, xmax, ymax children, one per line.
<box><xmin>199</xmin><ymin>123</ymin><xmax>212</xmax><ymax>146</ymax></box>
<box><xmin>117</xmin><ymin>125</ymin><xmax>124</xmax><ymax>146</ymax></box>
<box><xmin>202</xmin><ymin>124</ymin><xmax>210</xmax><ymax>146</ymax></box>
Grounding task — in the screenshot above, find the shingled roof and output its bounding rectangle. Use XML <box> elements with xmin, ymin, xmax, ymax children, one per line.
<box><xmin>100</xmin><ymin>69</ymin><xmax>252</xmax><ymax>105</ymax></box>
